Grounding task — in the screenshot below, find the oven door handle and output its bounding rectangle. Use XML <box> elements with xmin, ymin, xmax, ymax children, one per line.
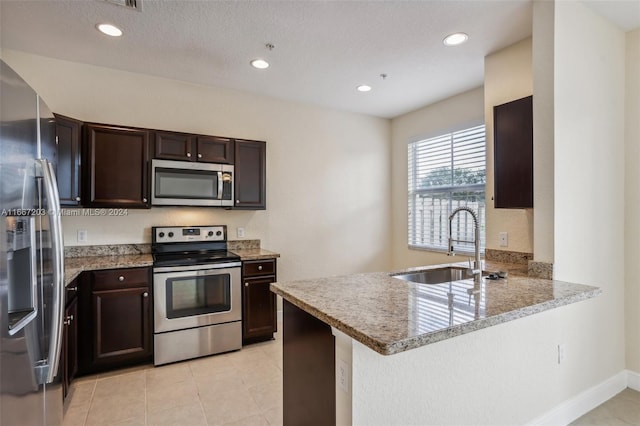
<box><xmin>153</xmin><ymin>261</ymin><xmax>241</xmax><ymax>274</ymax></box>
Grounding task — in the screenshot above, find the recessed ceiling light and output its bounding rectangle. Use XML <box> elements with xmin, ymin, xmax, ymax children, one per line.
<box><xmin>443</xmin><ymin>32</ymin><xmax>468</xmax><ymax>46</ymax></box>
<box><xmin>250</xmin><ymin>59</ymin><xmax>270</xmax><ymax>69</ymax></box>
<box><xmin>96</xmin><ymin>23</ymin><xmax>123</xmax><ymax>37</ymax></box>
<box><xmin>357</xmin><ymin>85</ymin><xmax>372</xmax><ymax>92</ymax></box>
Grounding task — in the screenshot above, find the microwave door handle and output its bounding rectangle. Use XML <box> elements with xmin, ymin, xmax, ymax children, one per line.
<box><xmin>36</xmin><ymin>159</ymin><xmax>65</xmax><ymax>384</ymax></box>
<box><xmin>217</xmin><ymin>171</ymin><xmax>223</xmax><ymax>200</ymax></box>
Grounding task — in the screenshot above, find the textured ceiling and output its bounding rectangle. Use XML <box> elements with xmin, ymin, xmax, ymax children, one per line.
<box><xmin>0</xmin><ymin>0</ymin><xmax>637</xmax><ymax>118</ymax></box>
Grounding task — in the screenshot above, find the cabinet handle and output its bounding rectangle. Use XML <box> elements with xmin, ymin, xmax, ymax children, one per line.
<box><xmin>143</xmin><ymin>197</ymin><xmax>148</xmax><ymax>203</ymax></box>
<box><xmin>143</xmin><ymin>292</ymin><xmax>149</xmax><ymax>297</ymax></box>
<box><xmin>186</xmin><ymin>152</ymin><xmax>191</xmax><ymax>158</ymax></box>
<box><xmin>258</xmin><ymin>265</ymin><xmax>263</xmax><ymax>271</ymax></box>
<box><xmin>64</xmin><ymin>314</ymin><xmax>73</xmax><ymax>325</ymax></box>
<box><xmin>198</xmin><ymin>153</ymin><xmax>202</xmax><ymax>159</ymax></box>
<box><xmin>236</xmin><ymin>200</ymin><xmax>240</xmax><ymax>204</ymax></box>
<box><xmin>67</xmin><ymin>286</ymin><xmax>78</xmax><ymax>292</ymax></box>
<box><xmin>75</xmin><ymin>196</ymin><xmax>81</xmax><ymax>202</ymax></box>
<box><xmin>118</xmin><ymin>276</ymin><xmax>125</xmax><ymax>282</ymax></box>
<box><xmin>245</xmin><ymin>282</ymin><xmax>249</xmax><ymax>287</ymax></box>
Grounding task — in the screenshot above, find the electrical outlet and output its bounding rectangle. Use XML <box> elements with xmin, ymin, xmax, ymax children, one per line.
<box><xmin>337</xmin><ymin>358</ymin><xmax>350</xmax><ymax>393</ymax></box>
<box><xmin>499</xmin><ymin>232</ymin><xmax>508</xmax><ymax>247</ymax></box>
<box><xmin>558</xmin><ymin>343</ymin><xmax>567</xmax><ymax>364</ymax></box>
<box><xmin>237</xmin><ymin>227</ymin><xmax>245</xmax><ymax>238</ymax></box>
<box><xmin>77</xmin><ymin>229</ymin><xmax>88</xmax><ymax>243</ymax></box>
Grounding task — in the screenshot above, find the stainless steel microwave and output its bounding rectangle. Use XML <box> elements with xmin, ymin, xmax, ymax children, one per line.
<box><xmin>151</xmin><ymin>159</ymin><xmax>234</xmax><ymax>207</ymax></box>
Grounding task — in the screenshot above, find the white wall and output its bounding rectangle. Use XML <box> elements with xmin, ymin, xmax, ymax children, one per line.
<box><xmin>389</xmin><ymin>87</ymin><xmax>484</xmax><ymax>270</ymax></box>
<box><xmin>625</xmin><ymin>28</ymin><xmax>640</xmax><ymax>374</ymax></box>
<box><xmin>352</xmin><ymin>3</ymin><xmax>629</xmax><ymax>424</ymax></box>
<box><xmin>1</xmin><ymin>49</ymin><xmax>392</xmax><ymax>282</ymax></box>
<box><xmin>532</xmin><ymin>0</ymin><xmax>555</xmax><ymax>264</ymax></box>
<box><xmin>553</xmin><ymin>0</ymin><xmax>626</xmax><ymax>387</ymax></box>
<box><xmin>484</xmin><ymin>38</ymin><xmax>534</xmax><ymax>254</ymax></box>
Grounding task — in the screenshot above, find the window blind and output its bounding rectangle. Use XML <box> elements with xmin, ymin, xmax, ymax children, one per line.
<box><xmin>408</xmin><ymin>125</ymin><xmax>486</xmax><ymax>252</ymax></box>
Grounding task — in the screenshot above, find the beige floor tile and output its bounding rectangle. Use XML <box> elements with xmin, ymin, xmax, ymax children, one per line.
<box><xmin>146</xmin><ymin>361</ymin><xmax>193</xmax><ymax>387</ymax></box>
<box><xmin>62</xmin><ymin>405</ymin><xmax>90</xmax><ymax>426</ymax></box>
<box><xmin>239</xmin><ymin>363</ymin><xmax>283</xmax><ymax>388</ymax></box>
<box><xmin>147</xmin><ymin>402</ymin><xmax>207</xmax><ymax>426</ymax></box>
<box><xmin>146</xmin><ymin>379</ymin><xmax>199</xmax><ymax>412</ymax></box>
<box><xmin>261</xmin><ymin>405</ymin><xmax>283</xmax><ymax>426</ymax></box>
<box><xmin>96</xmin><ymin>363</ymin><xmax>152</xmax><ymax>379</ymax></box>
<box><xmin>195</xmin><ymin>372</ymin><xmax>249</xmax><ymax>398</ymax></box>
<box><xmin>66</xmin><ymin>381</ymin><xmax>96</xmax><ymax>408</ymax></box>
<box><xmin>571</xmin><ymin>388</ymin><xmax>640</xmax><ymax>425</ymax></box>
<box><xmin>110</xmin><ymin>416</ymin><xmax>146</xmax><ymax>426</ymax></box>
<box><xmin>85</xmin><ymin>399</ymin><xmax>146</xmax><ymax>426</ymax></box>
<box><xmin>248</xmin><ymin>380</ymin><xmax>283</xmax><ymax>411</ymax></box>
<box><xmin>201</xmin><ymin>388</ymin><xmax>262</xmax><ymax>426</ymax></box>
<box><xmin>222</xmin><ymin>414</ymin><xmax>270</xmax><ymax>426</ymax></box>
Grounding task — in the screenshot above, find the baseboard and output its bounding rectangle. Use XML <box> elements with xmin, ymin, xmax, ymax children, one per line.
<box><xmin>528</xmin><ymin>370</ymin><xmax>628</xmax><ymax>426</ymax></box>
<box><xmin>628</xmin><ymin>369</ymin><xmax>640</xmax><ymax>391</ymax></box>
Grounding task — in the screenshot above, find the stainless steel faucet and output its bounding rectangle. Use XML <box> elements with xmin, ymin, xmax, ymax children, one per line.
<box><xmin>448</xmin><ymin>206</ymin><xmax>481</xmax><ymax>284</ymax></box>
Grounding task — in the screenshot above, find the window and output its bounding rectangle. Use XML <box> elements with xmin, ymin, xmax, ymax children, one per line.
<box><xmin>408</xmin><ymin>124</ymin><xmax>486</xmax><ymax>253</ymax></box>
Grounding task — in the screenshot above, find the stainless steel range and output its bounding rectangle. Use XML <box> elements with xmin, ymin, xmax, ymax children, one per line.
<box><xmin>152</xmin><ymin>225</ymin><xmax>241</xmax><ymax>366</ymax></box>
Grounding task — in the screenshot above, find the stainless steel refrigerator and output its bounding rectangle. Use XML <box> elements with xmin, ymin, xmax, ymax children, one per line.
<box><xmin>0</xmin><ymin>60</ymin><xmax>65</xmax><ymax>425</ymax></box>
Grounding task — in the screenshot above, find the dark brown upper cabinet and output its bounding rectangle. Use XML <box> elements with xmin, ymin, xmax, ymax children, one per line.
<box><xmin>154</xmin><ymin>131</ymin><xmax>194</xmax><ymax>161</ymax></box>
<box><xmin>493</xmin><ymin>95</ymin><xmax>533</xmax><ymax>209</ymax></box>
<box><xmin>154</xmin><ymin>131</ymin><xmax>234</xmax><ymax>164</ymax></box>
<box><xmin>234</xmin><ymin>139</ymin><xmax>266</xmax><ymax>210</ymax></box>
<box><xmin>83</xmin><ymin>123</ymin><xmax>150</xmax><ymax>208</ymax></box>
<box><xmin>54</xmin><ymin>114</ymin><xmax>83</xmax><ymax>206</ymax></box>
<box><xmin>196</xmin><ymin>136</ymin><xmax>234</xmax><ymax>163</ymax></box>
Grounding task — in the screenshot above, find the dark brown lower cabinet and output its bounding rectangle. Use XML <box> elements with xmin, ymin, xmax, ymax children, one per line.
<box><xmin>78</xmin><ymin>267</ymin><xmax>152</xmax><ymax>374</ymax></box>
<box><xmin>242</xmin><ymin>259</ymin><xmax>277</xmax><ymax>344</ymax></box>
<box><xmin>283</xmin><ymin>300</ymin><xmax>335</xmax><ymax>426</ymax></box>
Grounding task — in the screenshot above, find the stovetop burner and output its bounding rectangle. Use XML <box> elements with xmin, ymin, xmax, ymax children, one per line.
<box><xmin>151</xmin><ymin>225</ymin><xmax>240</xmax><ymax>267</ymax></box>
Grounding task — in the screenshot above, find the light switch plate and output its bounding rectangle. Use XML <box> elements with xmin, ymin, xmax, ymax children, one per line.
<box><xmin>77</xmin><ymin>229</ymin><xmax>88</xmax><ymax>243</ymax></box>
<box><xmin>237</xmin><ymin>227</ymin><xmax>245</xmax><ymax>238</ymax></box>
<box><xmin>499</xmin><ymin>232</ymin><xmax>508</xmax><ymax>247</ymax></box>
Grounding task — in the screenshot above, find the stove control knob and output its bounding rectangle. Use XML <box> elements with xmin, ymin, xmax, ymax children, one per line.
<box><xmin>216</xmin><ymin>230</ymin><xmax>222</xmax><ymax>236</ymax></box>
<box><xmin>168</xmin><ymin>232</ymin><xmax>174</xmax><ymax>238</ymax></box>
<box><xmin>159</xmin><ymin>232</ymin><xmax>165</xmax><ymax>238</ymax></box>
<box><xmin>208</xmin><ymin>231</ymin><xmax>214</xmax><ymax>237</ymax></box>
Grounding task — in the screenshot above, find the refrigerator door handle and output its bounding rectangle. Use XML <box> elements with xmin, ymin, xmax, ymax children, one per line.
<box><xmin>36</xmin><ymin>158</ymin><xmax>65</xmax><ymax>384</ymax></box>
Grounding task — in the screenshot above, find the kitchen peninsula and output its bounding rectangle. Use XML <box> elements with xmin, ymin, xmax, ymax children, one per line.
<box><xmin>271</xmin><ymin>261</ymin><xmax>601</xmax><ymax>426</ymax></box>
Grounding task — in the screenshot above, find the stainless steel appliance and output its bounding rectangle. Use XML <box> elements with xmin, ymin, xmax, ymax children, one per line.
<box><xmin>0</xmin><ymin>60</ymin><xmax>65</xmax><ymax>425</ymax></box>
<box><xmin>151</xmin><ymin>159</ymin><xmax>234</xmax><ymax>207</ymax></box>
<box><xmin>152</xmin><ymin>225</ymin><xmax>242</xmax><ymax>365</ymax></box>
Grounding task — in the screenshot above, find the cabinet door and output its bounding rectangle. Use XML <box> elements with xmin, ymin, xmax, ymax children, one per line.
<box><xmin>63</xmin><ymin>296</ymin><xmax>78</xmax><ymax>400</ymax></box>
<box><xmin>234</xmin><ymin>139</ymin><xmax>266</xmax><ymax>209</ymax></box>
<box><xmin>196</xmin><ymin>136</ymin><xmax>234</xmax><ymax>163</ymax></box>
<box><xmin>54</xmin><ymin>114</ymin><xmax>82</xmax><ymax>206</ymax></box>
<box><xmin>83</xmin><ymin>124</ymin><xmax>150</xmax><ymax>208</ymax></box>
<box><xmin>242</xmin><ymin>275</ymin><xmax>277</xmax><ymax>341</ymax></box>
<box><xmin>154</xmin><ymin>131</ymin><xmax>195</xmax><ymax>161</ymax></box>
<box><xmin>493</xmin><ymin>96</ymin><xmax>533</xmax><ymax>208</ymax></box>
<box><xmin>91</xmin><ymin>287</ymin><xmax>152</xmax><ymax>367</ymax></box>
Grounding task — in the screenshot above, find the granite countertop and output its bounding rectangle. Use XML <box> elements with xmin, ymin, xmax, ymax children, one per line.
<box><xmin>63</xmin><ymin>241</ymin><xmax>280</xmax><ymax>286</ymax></box>
<box><xmin>231</xmin><ymin>248</ymin><xmax>280</xmax><ymax>261</ymax></box>
<box><xmin>270</xmin><ymin>261</ymin><xmax>601</xmax><ymax>356</ymax></box>
<box><xmin>64</xmin><ymin>254</ymin><xmax>153</xmax><ymax>285</ymax></box>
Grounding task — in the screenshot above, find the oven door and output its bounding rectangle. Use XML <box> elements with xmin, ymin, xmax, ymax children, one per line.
<box><xmin>153</xmin><ymin>262</ymin><xmax>241</xmax><ymax>333</ymax></box>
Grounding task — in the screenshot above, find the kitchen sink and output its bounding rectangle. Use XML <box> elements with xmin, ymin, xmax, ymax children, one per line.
<box><xmin>392</xmin><ymin>267</ymin><xmax>481</xmax><ymax>285</ymax></box>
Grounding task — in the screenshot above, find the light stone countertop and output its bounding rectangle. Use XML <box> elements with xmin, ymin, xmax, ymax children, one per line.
<box><xmin>270</xmin><ymin>261</ymin><xmax>601</xmax><ymax>356</ymax></box>
<box><xmin>63</xmin><ymin>247</ymin><xmax>280</xmax><ymax>286</ymax></box>
<box><xmin>230</xmin><ymin>248</ymin><xmax>280</xmax><ymax>261</ymax></box>
<box><xmin>64</xmin><ymin>255</ymin><xmax>154</xmax><ymax>286</ymax></box>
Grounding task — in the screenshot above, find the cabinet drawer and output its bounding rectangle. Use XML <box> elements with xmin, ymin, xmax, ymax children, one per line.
<box><xmin>242</xmin><ymin>259</ymin><xmax>276</xmax><ymax>277</ymax></box>
<box><xmin>91</xmin><ymin>267</ymin><xmax>150</xmax><ymax>291</ymax></box>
